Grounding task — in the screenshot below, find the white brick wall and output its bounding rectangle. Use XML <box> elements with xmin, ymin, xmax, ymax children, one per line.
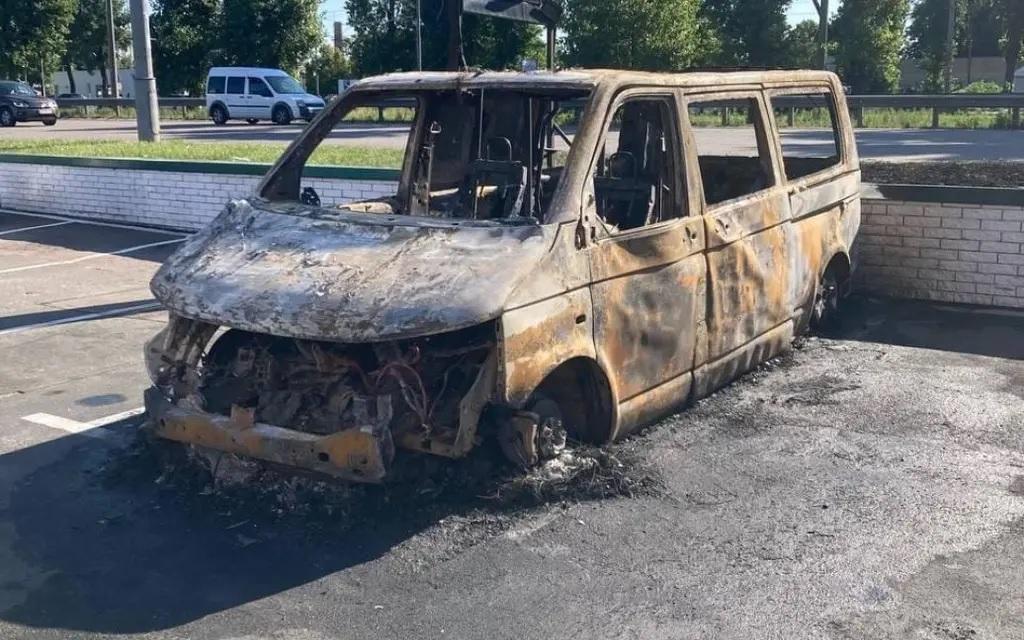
<box><xmin>0</xmin><ymin>161</ymin><xmax>399</xmax><ymax>231</ymax></box>
<box><xmin>855</xmin><ymin>198</ymin><xmax>1024</xmax><ymax>309</ymax></box>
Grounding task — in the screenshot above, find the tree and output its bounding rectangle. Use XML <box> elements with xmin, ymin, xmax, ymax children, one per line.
<box><xmin>561</xmin><ymin>0</ymin><xmax>716</xmax><ymax>71</ymax></box>
<box><xmin>219</xmin><ymin>0</ymin><xmax>325</xmax><ymax>75</ymax></box>
<box><xmin>151</xmin><ymin>0</ymin><xmax>220</xmax><ymax>95</ymax></box>
<box><xmin>996</xmin><ymin>0</ymin><xmax>1024</xmax><ymax>88</ymax></box>
<box><xmin>702</xmin><ymin>0</ymin><xmax>792</xmax><ymax>67</ymax></box>
<box><xmin>305</xmin><ymin>44</ymin><xmax>353</xmax><ymax>95</ymax></box>
<box><xmin>62</xmin><ymin>0</ymin><xmax>130</xmax><ymax>95</ymax></box>
<box><xmin>832</xmin><ymin>0</ymin><xmax>911</xmax><ymax>93</ymax></box>
<box><xmin>345</xmin><ymin>0</ymin><xmax>543</xmax><ymax>76</ymax></box>
<box><xmin>785</xmin><ymin>19</ymin><xmax>822</xmax><ymax>69</ymax></box>
<box><xmin>907</xmin><ymin>0</ymin><xmax>957</xmax><ymax>91</ymax></box>
<box><xmin>0</xmin><ymin>0</ymin><xmax>76</xmax><ymax>87</ymax></box>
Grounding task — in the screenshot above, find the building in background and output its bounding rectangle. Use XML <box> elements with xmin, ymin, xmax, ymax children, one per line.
<box><xmin>900</xmin><ymin>56</ymin><xmax>1006</xmax><ymax>92</ymax></box>
<box><xmin>50</xmin><ymin>68</ymin><xmax>137</xmax><ymax>97</ymax></box>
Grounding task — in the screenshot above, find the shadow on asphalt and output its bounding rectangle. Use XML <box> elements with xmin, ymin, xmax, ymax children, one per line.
<box><xmin>0</xmin><ymin>423</ymin><xmax>476</xmax><ymax>633</ymax></box>
<box><xmin>0</xmin><ymin>299</ymin><xmax>159</xmax><ymax>332</ymax></box>
<box><xmin>834</xmin><ymin>295</ymin><xmax>1024</xmax><ymax>360</ymax></box>
<box><xmin>0</xmin><ymin>415</ymin><xmax>657</xmax><ymax>634</ymax></box>
<box><xmin>0</xmin><ymin>222</ymin><xmax>182</xmax><ymax>265</ymax></box>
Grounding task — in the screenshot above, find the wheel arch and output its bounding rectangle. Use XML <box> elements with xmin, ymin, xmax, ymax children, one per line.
<box><xmin>526</xmin><ymin>356</ymin><xmax>617</xmax><ymax>444</ymax></box>
<box><xmin>208</xmin><ymin>100</ymin><xmax>228</xmax><ymax>117</ymax></box>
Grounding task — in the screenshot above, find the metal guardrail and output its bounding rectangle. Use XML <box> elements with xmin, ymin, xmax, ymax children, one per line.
<box><xmin>54</xmin><ymin>93</ymin><xmax>1024</xmax><ymax>128</ymax></box>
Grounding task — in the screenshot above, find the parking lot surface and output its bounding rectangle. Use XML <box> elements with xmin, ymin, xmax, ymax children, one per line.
<box><xmin>1</xmin><ymin>209</ymin><xmax>1023</xmax><ymax>639</ymax></box>
<box><xmin>8</xmin><ymin>118</ymin><xmax>1024</xmax><ymax>162</ymax></box>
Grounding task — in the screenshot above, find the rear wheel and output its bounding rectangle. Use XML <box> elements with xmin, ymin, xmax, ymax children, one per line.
<box><xmin>210</xmin><ymin>104</ymin><xmax>228</xmax><ymax>125</ymax></box>
<box><xmin>271</xmin><ymin>105</ymin><xmax>292</xmax><ymax>125</ymax></box>
<box><xmin>43</xmin><ymin>118</ymin><xmax>57</xmax><ymax>126</ymax></box>
<box><xmin>0</xmin><ymin>107</ymin><xmax>15</xmax><ymax>127</ymax></box>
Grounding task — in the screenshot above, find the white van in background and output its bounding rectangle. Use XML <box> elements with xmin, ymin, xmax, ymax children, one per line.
<box><xmin>205</xmin><ymin>67</ymin><xmax>326</xmax><ymax>125</ymax></box>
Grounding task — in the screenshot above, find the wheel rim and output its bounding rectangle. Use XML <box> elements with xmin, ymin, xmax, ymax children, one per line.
<box><xmin>212</xmin><ymin>107</ymin><xmax>224</xmax><ymax>123</ymax></box>
<box><xmin>0</xmin><ymin>109</ymin><xmax>11</xmax><ymax>125</ymax></box>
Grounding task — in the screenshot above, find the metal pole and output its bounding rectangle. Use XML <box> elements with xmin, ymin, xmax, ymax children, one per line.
<box><xmin>446</xmin><ymin>0</ymin><xmax>463</xmax><ymax>71</ymax></box>
<box><xmin>416</xmin><ymin>0</ymin><xmax>423</xmax><ymax>71</ymax></box>
<box><xmin>818</xmin><ymin>0</ymin><xmax>829</xmax><ymax>70</ymax></box>
<box><xmin>129</xmin><ymin>0</ymin><xmax>160</xmax><ymax>141</ymax></box>
<box><xmin>106</xmin><ymin>0</ymin><xmax>120</xmax><ymax>96</ymax></box>
<box><xmin>943</xmin><ymin>0</ymin><xmax>956</xmax><ymax>92</ymax></box>
<box><xmin>546</xmin><ymin>26</ymin><xmax>555</xmax><ymax>71</ymax></box>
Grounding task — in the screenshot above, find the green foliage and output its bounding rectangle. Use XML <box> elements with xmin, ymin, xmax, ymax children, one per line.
<box><xmin>345</xmin><ymin>0</ymin><xmax>542</xmax><ymax>75</ymax></box>
<box><xmin>832</xmin><ymin>0</ymin><xmax>910</xmax><ymax>93</ymax></box>
<box><xmin>906</xmin><ymin>0</ymin><xmax>954</xmax><ymax>92</ymax></box>
<box><xmin>561</xmin><ymin>0</ymin><xmax>716</xmax><ymax>70</ymax></box>
<box><xmin>219</xmin><ymin>0</ymin><xmax>323</xmax><ymax>75</ymax></box>
<box><xmin>0</xmin><ymin>139</ymin><xmax>405</xmax><ymax>167</ymax></box>
<box><xmin>151</xmin><ymin>0</ymin><xmax>221</xmax><ymax>95</ymax></box>
<box><xmin>785</xmin><ymin>19</ymin><xmax>822</xmax><ymax>69</ymax></box>
<box><xmin>305</xmin><ymin>44</ymin><xmax>354</xmax><ymax>96</ymax></box>
<box><xmin>0</xmin><ymin>0</ymin><xmax>76</xmax><ymax>85</ymax></box>
<box><xmin>702</xmin><ymin>0</ymin><xmax>792</xmax><ymax>67</ymax></box>
<box><xmin>62</xmin><ymin>0</ymin><xmax>130</xmax><ymax>94</ymax></box>
<box><xmin>996</xmin><ymin>0</ymin><xmax>1024</xmax><ymax>86</ymax></box>
<box><xmin>958</xmin><ymin>79</ymin><xmax>1002</xmax><ymax>93</ymax></box>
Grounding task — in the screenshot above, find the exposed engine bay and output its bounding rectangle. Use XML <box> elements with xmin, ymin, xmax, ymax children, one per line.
<box><xmin>144</xmin><ymin>316</ymin><xmax>512</xmax><ymax>481</ymax></box>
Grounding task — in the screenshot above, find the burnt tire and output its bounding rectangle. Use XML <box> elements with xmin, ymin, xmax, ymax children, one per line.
<box><xmin>0</xmin><ymin>107</ymin><xmax>16</xmax><ymax>127</ymax></box>
<box><xmin>810</xmin><ymin>267</ymin><xmax>843</xmax><ymax>334</ymax></box>
<box><xmin>271</xmin><ymin>105</ymin><xmax>292</xmax><ymax>125</ymax></box>
<box><xmin>210</xmin><ymin>104</ymin><xmax>228</xmax><ymax>125</ymax></box>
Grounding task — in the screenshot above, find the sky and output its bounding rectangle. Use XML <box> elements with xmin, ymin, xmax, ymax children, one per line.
<box><xmin>318</xmin><ymin>0</ymin><xmax>837</xmax><ymax>40</ymax></box>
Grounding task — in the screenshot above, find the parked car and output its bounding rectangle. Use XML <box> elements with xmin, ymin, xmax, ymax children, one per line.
<box><xmin>204</xmin><ymin>66</ymin><xmax>326</xmax><ymax>125</ymax></box>
<box><xmin>145</xmin><ymin>69</ymin><xmax>860</xmax><ymax>482</ymax></box>
<box><xmin>0</xmin><ymin>80</ymin><xmax>58</xmax><ymax>126</ymax></box>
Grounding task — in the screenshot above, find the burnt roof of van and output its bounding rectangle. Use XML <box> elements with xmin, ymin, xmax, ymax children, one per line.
<box><xmin>350</xmin><ymin>68</ymin><xmax>839</xmax><ymax>92</ymax></box>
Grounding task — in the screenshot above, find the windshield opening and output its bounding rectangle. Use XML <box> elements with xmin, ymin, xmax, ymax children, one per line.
<box><xmin>265</xmin><ymin>75</ymin><xmax>306</xmax><ymax>94</ymax></box>
<box><xmin>260</xmin><ymin>87</ymin><xmax>589</xmax><ymax>225</ymax></box>
<box><xmin>0</xmin><ymin>81</ymin><xmax>36</xmax><ymax>96</ymax></box>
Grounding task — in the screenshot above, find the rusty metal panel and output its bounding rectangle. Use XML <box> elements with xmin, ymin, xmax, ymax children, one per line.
<box><xmin>589</xmin><ymin>218</ymin><xmax>706</xmax><ymax>402</ymax></box>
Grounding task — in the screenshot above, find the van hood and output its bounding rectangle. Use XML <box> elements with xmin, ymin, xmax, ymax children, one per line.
<box><xmin>150</xmin><ymin>200</ymin><xmax>550</xmax><ymax>342</ymax></box>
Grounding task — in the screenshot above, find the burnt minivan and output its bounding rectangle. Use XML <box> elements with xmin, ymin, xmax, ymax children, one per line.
<box><xmin>144</xmin><ymin>69</ymin><xmax>860</xmax><ymax>481</ymax></box>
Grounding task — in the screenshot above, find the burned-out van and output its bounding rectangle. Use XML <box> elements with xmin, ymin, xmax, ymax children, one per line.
<box><xmin>144</xmin><ymin>69</ymin><xmax>860</xmax><ymax>481</ymax></box>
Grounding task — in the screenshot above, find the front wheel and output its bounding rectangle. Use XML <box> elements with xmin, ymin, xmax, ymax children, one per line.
<box><xmin>43</xmin><ymin>118</ymin><xmax>57</xmax><ymax>126</ymax></box>
<box><xmin>210</xmin><ymin>104</ymin><xmax>228</xmax><ymax>125</ymax></box>
<box><xmin>810</xmin><ymin>268</ymin><xmax>842</xmax><ymax>333</ymax></box>
<box><xmin>497</xmin><ymin>394</ymin><xmax>567</xmax><ymax>469</ymax></box>
<box><xmin>0</xmin><ymin>107</ymin><xmax>16</xmax><ymax>127</ymax></box>
<box><xmin>271</xmin><ymin>105</ymin><xmax>292</xmax><ymax>125</ymax></box>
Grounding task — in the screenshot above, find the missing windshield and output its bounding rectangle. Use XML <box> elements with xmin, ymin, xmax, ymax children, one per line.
<box><xmin>260</xmin><ymin>87</ymin><xmax>589</xmax><ymax>224</ymax></box>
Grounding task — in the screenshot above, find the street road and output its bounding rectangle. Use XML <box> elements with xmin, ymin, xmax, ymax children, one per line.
<box><xmin>6</xmin><ymin>117</ymin><xmax>1024</xmax><ymax>162</ymax></box>
<box><xmin>1</xmin><ymin>209</ymin><xmax>1024</xmax><ymax>638</ymax></box>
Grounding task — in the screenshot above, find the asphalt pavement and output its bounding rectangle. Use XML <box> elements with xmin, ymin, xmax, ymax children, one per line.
<box><xmin>1</xmin><ymin>208</ymin><xmax>1023</xmax><ymax>639</ymax></box>
<box><xmin>7</xmin><ymin>117</ymin><xmax>1024</xmax><ymax>162</ymax></box>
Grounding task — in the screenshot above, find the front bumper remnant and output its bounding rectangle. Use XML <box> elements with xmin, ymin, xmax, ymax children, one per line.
<box><xmin>144</xmin><ymin>388</ymin><xmax>395</xmax><ymax>482</ymax></box>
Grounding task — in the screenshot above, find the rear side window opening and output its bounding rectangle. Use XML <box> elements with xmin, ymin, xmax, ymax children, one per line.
<box><xmin>687</xmin><ymin>97</ymin><xmax>775</xmax><ymax>206</ymax></box>
<box><xmin>770</xmin><ymin>89</ymin><xmax>843</xmax><ymax>181</ymax></box>
<box><xmin>261</xmin><ymin>88</ymin><xmax>591</xmax><ymax>225</ymax></box>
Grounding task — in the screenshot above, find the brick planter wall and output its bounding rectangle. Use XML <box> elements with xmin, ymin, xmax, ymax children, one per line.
<box><xmin>856</xmin><ymin>185</ymin><xmax>1024</xmax><ymax>309</ymax></box>
<box><xmin>0</xmin><ymin>155</ymin><xmax>400</xmax><ymax>231</ymax></box>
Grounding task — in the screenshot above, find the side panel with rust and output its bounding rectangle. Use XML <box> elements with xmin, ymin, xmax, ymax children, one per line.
<box><xmin>498</xmin><ymin>224</ymin><xmax>596</xmax><ymax>408</ymax></box>
<box><xmin>588</xmin><ymin>217</ymin><xmax>706</xmax><ymax>406</ymax></box>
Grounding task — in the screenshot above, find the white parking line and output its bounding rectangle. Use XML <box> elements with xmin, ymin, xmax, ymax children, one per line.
<box><xmin>0</xmin><ymin>301</ymin><xmax>164</xmax><ymax>337</ymax></box>
<box><xmin>0</xmin><ymin>237</ymin><xmax>184</xmax><ymax>275</ymax></box>
<box><xmin>0</xmin><ymin>221</ymin><xmax>72</xmax><ymax>237</ymax></box>
<box><xmin>21</xmin><ymin>407</ymin><xmax>145</xmax><ymax>441</ymax></box>
<box><xmin>0</xmin><ymin>208</ymin><xmax>187</xmax><ymax>236</ymax></box>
